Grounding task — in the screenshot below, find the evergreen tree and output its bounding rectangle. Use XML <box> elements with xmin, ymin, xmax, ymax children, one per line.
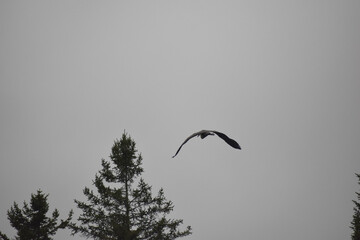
<box><xmin>70</xmin><ymin>132</ymin><xmax>191</xmax><ymax>240</ymax></box>
<box><xmin>0</xmin><ymin>190</ymin><xmax>73</xmax><ymax>240</ymax></box>
<box><xmin>351</xmin><ymin>173</ymin><xmax>360</xmax><ymax>240</ymax></box>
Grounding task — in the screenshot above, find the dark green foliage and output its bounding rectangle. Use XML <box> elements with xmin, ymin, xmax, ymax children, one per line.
<box><xmin>351</xmin><ymin>173</ymin><xmax>360</xmax><ymax>240</ymax></box>
<box><xmin>70</xmin><ymin>132</ymin><xmax>191</xmax><ymax>240</ymax></box>
<box><xmin>0</xmin><ymin>232</ymin><xmax>10</xmax><ymax>240</ymax></box>
<box><xmin>0</xmin><ymin>190</ymin><xmax>73</xmax><ymax>240</ymax></box>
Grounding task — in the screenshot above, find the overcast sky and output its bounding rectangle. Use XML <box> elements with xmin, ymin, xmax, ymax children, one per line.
<box><xmin>1</xmin><ymin>1</ymin><xmax>360</xmax><ymax>239</ymax></box>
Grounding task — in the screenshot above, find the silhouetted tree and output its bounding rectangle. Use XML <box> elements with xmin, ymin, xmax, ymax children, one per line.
<box><xmin>70</xmin><ymin>132</ymin><xmax>191</xmax><ymax>240</ymax></box>
<box><xmin>351</xmin><ymin>173</ymin><xmax>360</xmax><ymax>240</ymax></box>
<box><xmin>0</xmin><ymin>190</ymin><xmax>73</xmax><ymax>240</ymax></box>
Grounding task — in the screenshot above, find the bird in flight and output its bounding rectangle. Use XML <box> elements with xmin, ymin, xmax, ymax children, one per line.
<box><xmin>172</xmin><ymin>130</ymin><xmax>241</xmax><ymax>158</ymax></box>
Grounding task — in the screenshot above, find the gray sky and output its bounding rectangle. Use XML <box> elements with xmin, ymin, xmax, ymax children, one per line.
<box><xmin>1</xmin><ymin>1</ymin><xmax>360</xmax><ymax>239</ymax></box>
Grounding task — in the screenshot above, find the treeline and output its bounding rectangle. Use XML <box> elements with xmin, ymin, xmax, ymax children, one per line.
<box><xmin>0</xmin><ymin>132</ymin><xmax>191</xmax><ymax>240</ymax></box>
<box><xmin>1</xmin><ymin>132</ymin><xmax>360</xmax><ymax>239</ymax></box>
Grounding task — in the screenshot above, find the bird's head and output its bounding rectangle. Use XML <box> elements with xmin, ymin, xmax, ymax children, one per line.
<box><xmin>200</xmin><ymin>131</ymin><xmax>214</xmax><ymax>139</ymax></box>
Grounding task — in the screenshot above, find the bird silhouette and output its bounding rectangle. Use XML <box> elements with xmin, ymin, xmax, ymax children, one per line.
<box><xmin>172</xmin><ymin>130</ymin><xmax>241</xmax><ymax>158</ymax></box>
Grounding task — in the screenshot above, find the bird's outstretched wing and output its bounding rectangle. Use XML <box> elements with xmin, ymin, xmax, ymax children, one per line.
<box><xmin>172</xmin><ymin>130</ymin><xmax>206</xmax><ymax>158</ymax></box>
<box><xmin>212</xmin><ymin>131</ymin><xmax>241</xmax><ymax>150</ymax></box>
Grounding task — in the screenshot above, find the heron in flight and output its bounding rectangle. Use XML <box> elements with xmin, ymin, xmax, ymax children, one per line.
<box><xmin>172</xmin><ymin>130</ymin><xmax>241</xmax><ymax>158</ymax></box>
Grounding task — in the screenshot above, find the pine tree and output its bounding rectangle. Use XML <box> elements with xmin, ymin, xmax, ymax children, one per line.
<box><xmin>70</xmin><ymin>132</ymin><xmax>191</xmax><ymax>240</ymax></box>
<box><xmin>351</xmin><ymin>173</ymin><xmax>360</xmax><ymax>240</ymax></box>
<box><xmin>0</xmin><ymin>190</ymin><xmax>73</xmax><ymax>240</ymax></box>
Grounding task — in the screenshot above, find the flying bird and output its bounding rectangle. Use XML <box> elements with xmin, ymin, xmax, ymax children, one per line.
<box><xmin>172</xmin><ymin>130</ymin><xmax>241</xmax><ymax>158</ymax></box>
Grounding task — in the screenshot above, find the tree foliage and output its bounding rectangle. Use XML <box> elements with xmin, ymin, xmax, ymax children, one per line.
<box><xmin>0</xmin><ymin>190</ymin><xmax>73</xmax><ymax>240</ymax></box>
<box><xmin>351</xmin><ymin>173</ymin><xmax>360</xmax><ymax>240</ymax></box>
<box><xmin>70</xmin><ymin>132</ymin><xmax>191</xmax><ymax>240</ymax></box>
